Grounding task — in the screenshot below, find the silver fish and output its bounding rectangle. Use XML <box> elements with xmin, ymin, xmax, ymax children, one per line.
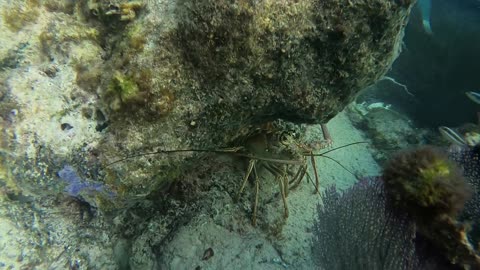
<box><xmin>439</xmin><ymin>126</ymin><xmax>467</xmax><ymax>146</ymax></box>
<box><xmin>466</xmin><ymin>91</ymin><xmax>480</xmax><ymax>105</ymax></box>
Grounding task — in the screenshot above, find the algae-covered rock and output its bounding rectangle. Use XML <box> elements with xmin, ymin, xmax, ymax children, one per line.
<box><xmin>0</xmin><ymin>0</ymin><xmax>416</xmax><ymax>208</ymax></box>
<box><xmin>348</xmin><ymin>102</ymin><xmax>425</xmax><ymax>164</ymax></box>
<box><xmin>2</xmin><ymin>0</ymin><xmax>40</xmax><ymax>32</ymax></box>
<box><xmin>97</xmin><ymin>0</ymin><xmax>416</xmax><ymax>199</ymax></box>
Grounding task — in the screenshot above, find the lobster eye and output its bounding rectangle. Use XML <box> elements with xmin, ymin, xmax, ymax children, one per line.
<box><xmin>279</xmin><ymin>132</ymin><xmax>291</xmax><ymax>146</ymax></box>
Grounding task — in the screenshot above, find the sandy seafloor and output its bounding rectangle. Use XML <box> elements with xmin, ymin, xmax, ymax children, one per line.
<box><xmin>0</xmin><ymin>110</ymin><xmax>381</xmax><ymax>270</ymax></box>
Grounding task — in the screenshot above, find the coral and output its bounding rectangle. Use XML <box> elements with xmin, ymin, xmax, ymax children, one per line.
<box><xmin>312</xmin><ymin>177</ymin><xmax>419</xmax><ymax>270</ymax></box>
<box><xmin>382</xmin><ymin>146</ymin><xmax>471</xmax><ymax>221</ymax></box>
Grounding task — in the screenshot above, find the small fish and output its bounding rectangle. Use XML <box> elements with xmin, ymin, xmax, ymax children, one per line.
<box><xmin>419</xmin><ymin>0</ymin><xmax>433</xmax><ymax>35</ymax></box>
<box><xmin>439</xmin><ymin>126</ymin><xmax>467</xmax><ymax>146</ymax></box>
<box><xmin>466</xmin><ymin>91</ymin><xmax>480</xmax><ymax>105</ymax></box>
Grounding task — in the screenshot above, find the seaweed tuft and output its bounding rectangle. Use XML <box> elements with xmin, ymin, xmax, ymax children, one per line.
<box><xmin>383</xmin><ymin>146</ymin><xmax>471</xmax><ymax>221</ymax></box>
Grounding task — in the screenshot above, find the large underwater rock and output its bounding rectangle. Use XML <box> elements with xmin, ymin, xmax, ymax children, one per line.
<box><xmin>0</xmin><ymin>0</ymin><xmax>416</xmax><ymax>204</ymax></box>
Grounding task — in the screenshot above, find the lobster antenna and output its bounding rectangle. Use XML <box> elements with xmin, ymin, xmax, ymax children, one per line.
<box><xmin>319</xmin><ymin>155</ymin><xmax>360</xmax><ymax>179</ymax></box>
<box><xmin>107</xmin><ymin>148</ymin><xmax>236</xmax><ymax>166</ymax></box>
<box><xmin>310</xmin><ymin>141</ymin><xmax>369</xmax><ymax>156</ymax></box>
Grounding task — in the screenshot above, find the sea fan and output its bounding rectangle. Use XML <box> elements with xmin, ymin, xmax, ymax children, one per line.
<box><xmin>448</xmin><ymin>144</ymin><xmax>480</xmax><ymax>243</ymax></box>
<box><xmin>312</xmin><ymin>177</ymin><xmax>418</xmax><ymax>270</ymax></box>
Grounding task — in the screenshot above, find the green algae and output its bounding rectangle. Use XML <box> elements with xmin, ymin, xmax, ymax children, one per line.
<box><xmin>2</xmin><ymin>0</ymin><xmax>40</xmax><ymax>32</ymax></box>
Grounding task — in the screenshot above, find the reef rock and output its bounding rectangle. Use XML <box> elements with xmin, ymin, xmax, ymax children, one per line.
<box><xmin>0</xmin><ymin>0</ymin><xmax>416</xmax><ymax>204</ymax></box>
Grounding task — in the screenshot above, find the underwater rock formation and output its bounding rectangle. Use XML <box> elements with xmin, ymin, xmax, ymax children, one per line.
<box><xmin>0</xmin><ymin>0</ymin><xmax>416</xmax><ymax>205</ymax></box>
<box><xmin>348</xmin><ymin>100</ymin><xmax>424</xmax><ymax>165</ymax></box>
<box><xmin>93</xmin><ymin>0</ymin><xmax>416</xmax><ymax>199</ymax></box>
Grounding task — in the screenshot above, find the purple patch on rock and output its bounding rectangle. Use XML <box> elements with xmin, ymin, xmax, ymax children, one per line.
<box><xmin>58</xmin><ymin>165</ymin><xmax>105</xmax><ymax>197</ymax></box>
